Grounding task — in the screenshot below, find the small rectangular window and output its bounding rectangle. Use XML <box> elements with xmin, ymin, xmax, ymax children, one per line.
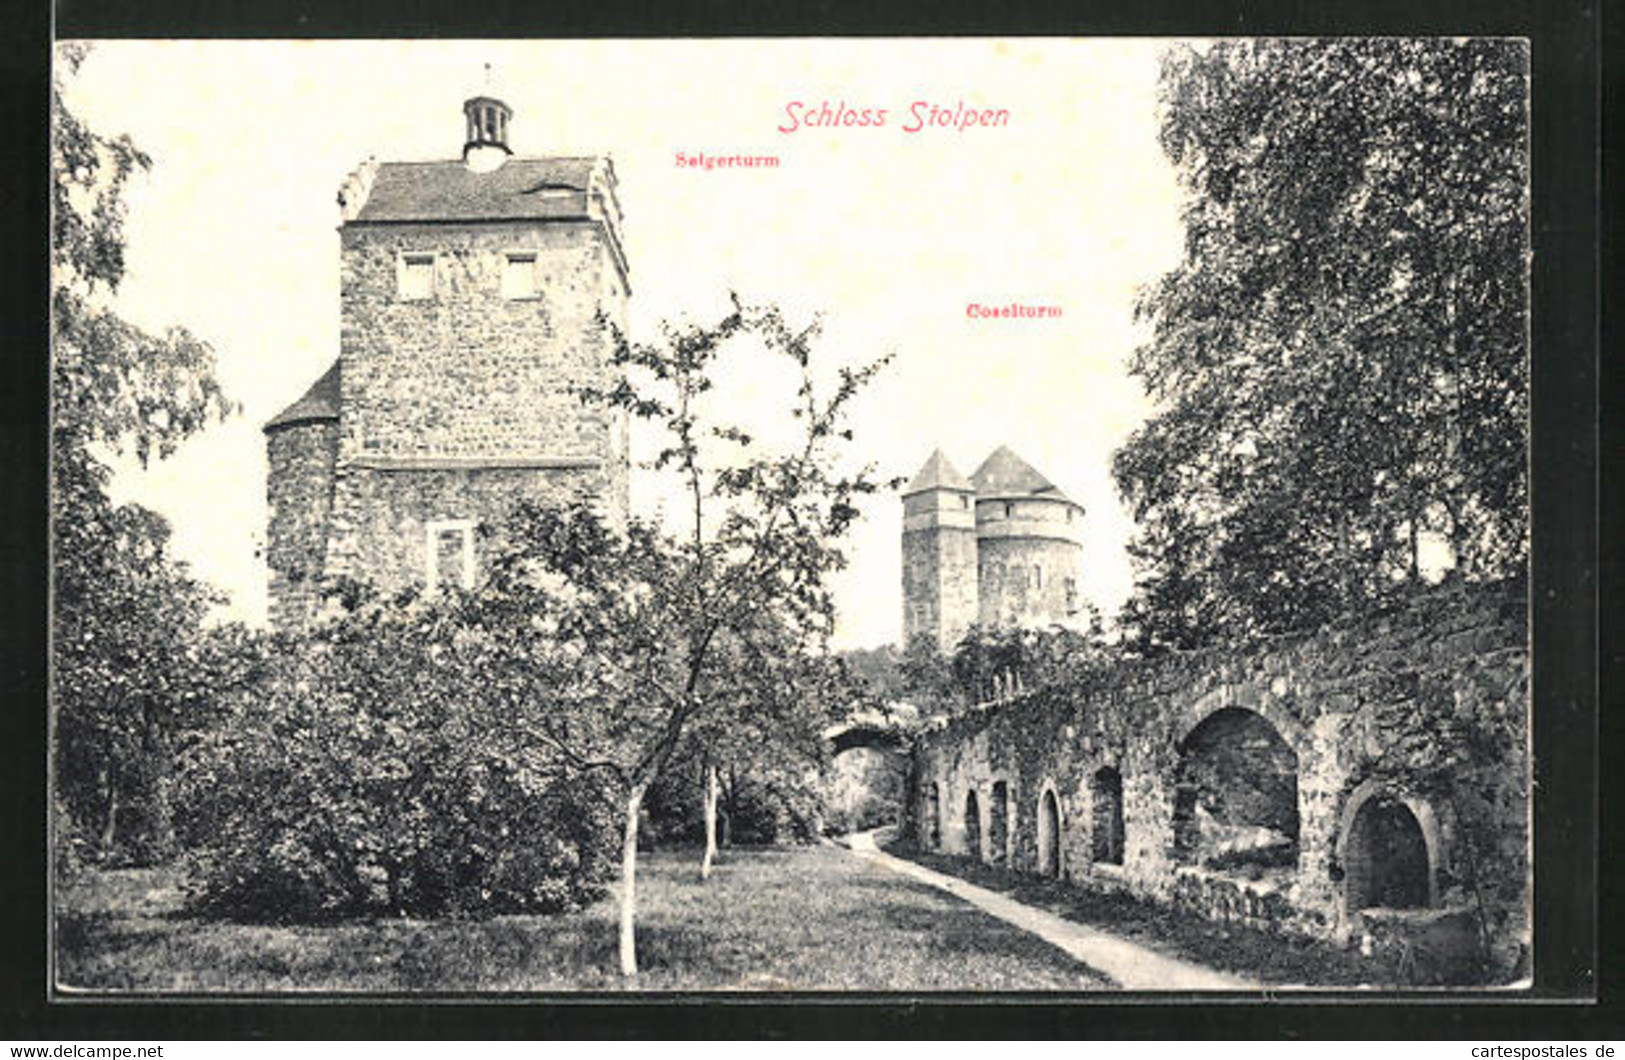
<box><xmin>400</xmin><ymin>253</ymin><xmax>435</xmax><ymax>300</ymax></box>
<box><xmin>502</xmin><ymin>252</ymin><xmax>538</xmax><ymax>299</ymax></box>
<box><xmin>425</xmin><ymin>518</ymin><xmax>476</xmax><ymax>590</ymax></box>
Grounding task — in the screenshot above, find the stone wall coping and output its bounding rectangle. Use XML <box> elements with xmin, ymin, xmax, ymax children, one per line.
<box><xmin>347</xmin><ymin>455</ymin><xmax>604</xmax><ymax>471</ymax></box>
<box><xmin>918</xmin><ymin>577</ymin><xmax>1525</xmax><ymax>747</ymax></box>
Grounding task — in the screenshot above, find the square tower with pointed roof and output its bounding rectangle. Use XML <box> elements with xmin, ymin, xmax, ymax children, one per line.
<box><xmin>900</xmin><ymin>449</ymin><xmax>979</xmax><ymax>650</ymax></box>
<box><xmin>264</xmin><ymin>92</ymin><xmax>630</xmax><ymax>629</ymax></box>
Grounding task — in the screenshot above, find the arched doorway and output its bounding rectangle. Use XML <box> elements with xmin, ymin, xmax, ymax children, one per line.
<box><xmin>989</xmin><ymin>781</ymin><xmax>1010</xmax><ymax>866</ymax></box>
<box><xmin>1037</xmin><ymin>789</ymin><xmax>1062</xmax><ymax>877</ymax></box>
<box><xmin>1091</xmin><ymin>766</ymin><xmax>1125</xmax><ymax>865</ymax></box>
<box><xmin>924</xmin><ymin>782</ymin><xmax>941</xmax><ymax>849</ymax></box>
<box><xmin>1172</xmin><ymin>707</ymin><xmax>1300</xmax><ymax>872</ymax></box>
<box><xmin>964</xmin><ymin>790</ymin><xmax>982</xmax><ymax>859</ymax></box>
<box><xmin>823</xmin><ymin>745</ymin><xmax>907</xmax><ymax>835</ymax></box>
<box><xmin>1344</xmin><ymin>794</ymin><xmax>1431</xmax><ymax>912</ymax></box>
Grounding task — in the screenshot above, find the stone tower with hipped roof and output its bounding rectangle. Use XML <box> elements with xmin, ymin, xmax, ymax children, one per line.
<box><xmin>900</xmin><ymin>449</ymin><xmax>979</xmax><ymax>650</ymax></box>
<box><xmin>264</xmin><ymin>90</ymin><xmax>630</xmax><ymax>629</ymax></box>
<box><xmin>900</xmin><ymin>446</ymin><xmax>1084</xmax><ymax>650</ymax></box>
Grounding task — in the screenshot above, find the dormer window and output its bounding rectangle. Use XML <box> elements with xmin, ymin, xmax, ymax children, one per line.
<box><xmin>400</xmin><ymin>253</ymin><xmax>435</xmax><ymax>300</ymax></box>
<box><xmin>502</xmin><ymin>252</ymin><xmax>538</xmax><ymax>299</ymax></box>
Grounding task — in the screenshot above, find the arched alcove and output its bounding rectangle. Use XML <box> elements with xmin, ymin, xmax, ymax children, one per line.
<box><xmin>1344</xmin><ymin>796</ymin><xmax>1431</xmax><ymax>911</ymax></box>
<box><xmin>964</xmin><ymin>789</ymin><xmax>982</xmax><ymax>860</ymax></box>
<box><xmin>924</xmin><ymin>782</ymin><xmax>941</xmax><ymax>850</ymax></box>
<box><xmin>1037</xmin><ymin>788</ymin><xmax>1062</xmax><ymax>878</ymax></box>
<box><xmin>1337</xmin><ymin>783</ymin><xmax>1442</xmax><ymax>915</ymax></box>
<box><xmin>1172</xmin><ymin>707</ymin><xmax>1300</xmax><ymax>872</ymax></box>
<box><xmin>989</xmin><ymin>780</ymin><xmax>1010</xmax><ymax>866</ymax></box>
<box><xmin>1091</xmin><ymin>766</ymin><xmax>1125</xmax><ymax>865</ymax></box>
<box><xmin>822</xmin><ymin>744</ymin><xmax>906</xmax><ymax>835</ymax></box>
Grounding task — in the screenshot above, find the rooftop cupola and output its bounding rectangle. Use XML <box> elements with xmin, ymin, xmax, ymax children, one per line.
<box><xmin>462</xmin><ymin>94</ymin><xmax>513</xmax><ymax>173</ymax></box>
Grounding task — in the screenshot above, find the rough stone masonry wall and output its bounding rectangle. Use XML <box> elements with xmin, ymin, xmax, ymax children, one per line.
<box><xmin>329</xmin><ymin>464</ymin><xmax>608</xmax><ymax>599</ymax></box>
<box><xmin>324</xmin><ymin>218</ymin><xmax>630</xmax><ymax>591</ymax></box>
<box><xmin>265</xmin><ymin>420</ymin><xmax>339</xmax><ymax>629</ymax></box>
<box><xmin>910</xmin><ymin>580</ymin><xmax>1528</xmax><ymax>968</ymax></box>
<box><xmin>336</xmin><ymin>220</ymin><xmax>628</xmax><ymax>469</ymax></box>
<box><xmin>976</xmin><ymin>535</ymin><xmax>1082</xmax><ymax>629</ymax></box>
<box><xmin>901</xmin><ymin>519</ymin><xmax>978</xmax><ymax>649</ymax></box>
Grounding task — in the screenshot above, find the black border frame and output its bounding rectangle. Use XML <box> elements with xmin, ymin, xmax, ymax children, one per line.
<box><xmin>6</xmin><ymin>0</ymin><xmax>1609</xmax><ymax>1039</ymax></box>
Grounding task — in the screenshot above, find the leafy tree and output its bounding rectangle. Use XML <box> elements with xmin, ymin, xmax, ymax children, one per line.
<box><xmin>463</xmin><ymin>297</ymin><xmax>889</xmax><ymax>975</ymax></box>
<box><xmin>898</xmin><ymin>633</ymin><xmax>964</xmax><ymax>711</ymax></box>
<box><xmin>51</xmin><ymin>44</ymin><xmax>235</xmax><ymax>861</ymax></box>
<box><xmin>51</xmin><ymin>469</ymin><xmax>220</xmax><ymax>862</ymax></box>
<box><xmin>686</xmin><ymin>645</ymin><xmax>852</xmax><ymax>876</ymax></box>
<box><xmin>1115</xmin><ymin>39</ymin><xmax>1528</xmax><ymax>652</ymax></box>
<box><xmin>899</xmin><ymin>610</ymin><xmax>1112</xmax><ymax>714</ymax></box>
<box><xmin>52</xmin><ymin>44</ymin><xmax>232</xmax><ymax>466</ymax></box>
<box><xmin>837</xmin><ymin>644</ymin><xmax>906</xmax><ymax>704</ymax></box>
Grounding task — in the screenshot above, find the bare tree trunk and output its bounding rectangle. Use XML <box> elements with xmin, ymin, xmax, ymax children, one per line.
<box><xmin>618</xmin><ymin>782</ymin><xmax>647</xmax><ymax>977</ymax></box>
<box><xmin>701</xmin><ymin>762</ymin><xmax>720</xmax><ymax>880</ymax></box>
<box><xmin>99</xmin><ymin>767</ymin><xmax>118</xmax><ymax>856</ymax></box>
<box><xmin>1409</xmin><ymin>509</ymin><xmax>1421</xmax><ymax>583</ymax></box>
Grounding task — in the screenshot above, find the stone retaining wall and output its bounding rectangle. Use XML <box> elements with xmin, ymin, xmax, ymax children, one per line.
<box><xmin>909</xmin><ymin>580</ymin><xmax>1528</xmax><ymax>977</ymax></box>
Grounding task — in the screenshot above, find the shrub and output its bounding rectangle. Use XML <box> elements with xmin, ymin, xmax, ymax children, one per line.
<box><xmin>52</xmin><ymin>793</ymin><xmax>85</xmax><ymax>885</ymax></box>
<box><xmin>176</xmin><ymin>615</ymin><xmax>618</xmax><ymax>922</ymax></box>
<box><xmin>726</xmin><ymin>774</ymin><xmax>823</xmax><ymax>845</ymax></box>
<box><xmin>641</xmin><ymin>760</ymin><xmax>823</xmax><ymax>849</ymax></box>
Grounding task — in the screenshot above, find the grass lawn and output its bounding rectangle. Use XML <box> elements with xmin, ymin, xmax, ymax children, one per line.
<box><xmin>882</xmin><ymin>841</ymin><xmax>1398</xmax><ymax>988</ymax></box>
<box><xmin>55</xmin><ymin>844</ymin><xmax>1109</xmax><ymax>992</ymax></box>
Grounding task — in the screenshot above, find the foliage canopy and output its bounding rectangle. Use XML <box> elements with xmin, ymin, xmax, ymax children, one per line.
<box><xmin>51</xmin><ymin>44</ymin><xmax>236</xmax><ymax>863</ymax></box>
<box><xmin>1115</xmin><ymin>39</ymin><xmax>1528</xmax><ymax>652</ymax></box>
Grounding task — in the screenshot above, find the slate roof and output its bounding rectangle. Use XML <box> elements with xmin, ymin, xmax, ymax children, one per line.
<box><xmin>903</xmin><ymin>448</ymin><xmax>973</xmax><ymax>494</ymax></box>
<box><xmin>969</xmin><ymin>445</ymin><xmax>1071</xmax><ymax>501</ymax></box>
<box><xmin>352</xmin><ymin>158</ymin><xmax>606</xmax><ymax>223</ymax></box>
<box><xmin>265</xmin><ymin>360</ymin><xmax>340</xmax><ymax>431</ymax></box>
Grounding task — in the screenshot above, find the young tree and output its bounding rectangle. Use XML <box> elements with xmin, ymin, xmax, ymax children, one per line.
<box><xmin>687</xmin><ymin>644</ymin><xmax>851</xmax><ymax>878</ymax></box>
<box><xmin>1116</xmin><ymin>39</ymin><xmax>1528</xmax><ymax>652</ymax></box>
<box><xmin>467</xmin><ymin>297</ymin><xmax>889</xmax><ymax>975</ymax></box>
<box><xmin>51</xmin><ymin>44</ymin><xmax>235</xmax><ymax>860</ymax></box>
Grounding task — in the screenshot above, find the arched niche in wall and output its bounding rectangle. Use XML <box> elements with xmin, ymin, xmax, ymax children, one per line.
<box><xmin>1090</xmin><ymin>765</ymin><xmax>1125</xmax><ymax>865</ymax></box>
<box><xmin>1336</xmin><ymin>780</ymin><xmax>1443</xmax><ymax>914</ymax></box>
<box><xmin>988</xmin><ymin>780</ymin><xmax>1010</xmax><ymax>866</ymax></box>
<box><xmin>924</xmin><ymin>782</ymin><xmax>942</xmax><ymax>850</ymax></box>
<box><xmin>964</xmin><ymin>788</ymin><xmax>982</xmax><ymax>860</ymax></box>
<box><xmin>1036</xmin><ymin>784</ymin><xmax>1063</xmax><ymax>878</ymax></box>
<box><xmin>1171</xmin><ymin>707</ymin><xmax>1300</xmax><ymax>873</ymax></box>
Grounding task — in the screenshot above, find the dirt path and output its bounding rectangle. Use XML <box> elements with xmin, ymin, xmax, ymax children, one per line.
<box><xmin>844</xmin><ymin>830</ymin><xmax>1257</xmax><ymax>990</ymax></box>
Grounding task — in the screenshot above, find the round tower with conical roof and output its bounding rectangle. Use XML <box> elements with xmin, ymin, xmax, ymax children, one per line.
<box><xmin>969</xmin><ymin>445</ymin><xmax>1085</xmax><ymax>630</ymax></box>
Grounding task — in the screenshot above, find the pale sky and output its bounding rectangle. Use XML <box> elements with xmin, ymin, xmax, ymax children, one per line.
<box><xmin>62</xmin><ymin>39</ymin><xmax>1188</xmax><ymax>650</ymax></box>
